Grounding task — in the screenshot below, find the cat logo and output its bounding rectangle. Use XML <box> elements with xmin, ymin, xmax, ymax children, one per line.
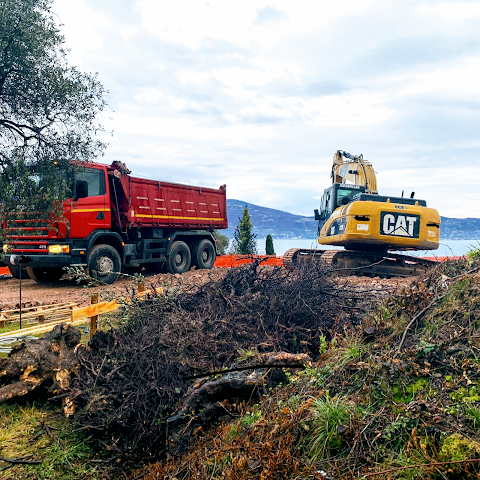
<box><xmin>380</xmin><ymin>212</ymin><xmax>420</xmax><ymax>238</ymax></box>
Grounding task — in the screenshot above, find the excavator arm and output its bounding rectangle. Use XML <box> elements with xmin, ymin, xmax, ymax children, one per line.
<box><xmin>331</xmin><ymin>150</ymin><xmax>378</xmax><ymax>194</ymax></box>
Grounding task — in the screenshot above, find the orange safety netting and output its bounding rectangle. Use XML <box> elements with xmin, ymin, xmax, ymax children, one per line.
<box><xmin>214</xmin><ymin>254</ymin><xmax>284</xmax><ymax>268</ymax></box>
<box><xmin>0</xmin><ymin>266</ymin><xmax>9</xmax><ymax>275</ymax></box>
<box><xmin>214</xmin><ymin>255</ymin><xmax>463</xmax><ymax>268</ymax></box>
<box><xmin>423</xmin><ymin>256</ymin><xmax>462</xmax><ymax>262</ymax></box>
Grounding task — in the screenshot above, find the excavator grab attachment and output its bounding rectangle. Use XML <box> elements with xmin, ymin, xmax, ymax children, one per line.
<box><xmin>332</xmin><ymin>150</ymin><xmax>378</xmax><ymax>194</ymax></box>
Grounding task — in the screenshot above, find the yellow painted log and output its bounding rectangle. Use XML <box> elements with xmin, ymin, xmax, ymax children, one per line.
<box><xmin>71</xmin><ymin>300</ymin><xmax>120</xmax><ymax>321</ymax></box>
<box><xmin>0</xmin><ymin>317</ymin><xmax>97</xmax><ymax>338</ymax></box>
<box><xmin>0</xmin><ymin>302</ymin><xmax>76</xmax><ymax>316</ymax></box>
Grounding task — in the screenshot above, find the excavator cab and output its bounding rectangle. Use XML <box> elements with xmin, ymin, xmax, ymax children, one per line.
<box><xmin>315</xmin><ymin>183</ymin><xmax>366</xmax><ymax>234</ymax></box>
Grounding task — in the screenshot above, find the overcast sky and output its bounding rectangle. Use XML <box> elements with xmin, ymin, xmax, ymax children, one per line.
<box><xmin>54</xmin><ymin>0</ymin><xmax>480</xmax><ymax>219</ymax></box>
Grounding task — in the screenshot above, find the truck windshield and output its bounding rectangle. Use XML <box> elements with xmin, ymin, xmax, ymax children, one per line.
<box><xmin>74</xmin><ymin>167</ymin><xmax>106</xmax><ymax>198</ymax></box>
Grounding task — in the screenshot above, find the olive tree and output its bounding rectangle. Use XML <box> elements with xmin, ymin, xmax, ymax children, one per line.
<box><xmin>0</xmin><ymin>0</ymin><xmax>107</xmax><ymax>217</ymax></box>
<box><xmin>213</xmin><ymin>230</ymin><xmax>229</xmax><ymax>255</ymax></box>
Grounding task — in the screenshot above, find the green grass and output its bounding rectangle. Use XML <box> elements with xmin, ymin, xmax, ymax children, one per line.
<box><xmin>308</xmin><ymin>395</ymin><xmax>353</xmax><ymax>460</ymax></box>
<box><xmin>468</xmin><ymin>242</ymin><xmax>480</xmax><ymax>262</ymax></box>
<box><xmin>0</xmin><ymin>321</ymin><xmax>27</xmax><ymax>335</ymax></box>
<box><xmin>0</xmin><ymin>401</ymin><xmax>106</xmax><ymax>479</ymax></box>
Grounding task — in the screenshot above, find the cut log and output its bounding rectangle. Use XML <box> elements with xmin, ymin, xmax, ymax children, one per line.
<box><xmin>0</xmin><ymin>323</ymin><xmax>81</xmax><ymax>403</ymax></box>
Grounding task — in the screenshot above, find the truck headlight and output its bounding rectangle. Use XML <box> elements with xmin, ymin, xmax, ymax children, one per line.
<box><xmin>48</xmin><ymin>244</ymin><xmax>70</xmax><ymax>254</ymax></box>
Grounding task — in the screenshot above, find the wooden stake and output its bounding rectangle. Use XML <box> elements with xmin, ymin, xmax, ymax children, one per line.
<box><xmin>38</xmin><ymin>306</ymin><xmax>45</xmax><ymax>324</ymax></box>
<box><xmin>90</xmin><ymin>293</ymin><xmax>99</xmax><ymax>340</ymax></box>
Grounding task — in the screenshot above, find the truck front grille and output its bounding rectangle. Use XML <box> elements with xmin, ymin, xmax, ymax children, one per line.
<box><xmin>4</xmin><ymin>212</ymin><xmax>57</xmax><ymax>253</ymax></box>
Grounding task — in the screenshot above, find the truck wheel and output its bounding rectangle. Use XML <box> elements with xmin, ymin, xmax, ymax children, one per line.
<box><xmin>8</xmin><ymin>265</ymin><xmax>30</xmax><ymax>279</ymax></box>
<box><xmin>26</xmin><ymin>267</ymin><xmax>64</xmax><ymax>283</ymax></box>
<box><xmin>166</xmin><ymin>241</ymin><xmax>191</xmax><ymax>274</ymax></box>
<box><xmin>88</xmin><ymin>244</ymin><xmax>121</xmax><ymax>284</ymax></box>
<box><xmin>192</xmin><ymin>239</ymin><xmax>216</xmax><ymax>269</ymax></box>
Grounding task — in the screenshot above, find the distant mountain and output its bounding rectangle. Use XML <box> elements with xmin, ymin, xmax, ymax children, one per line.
<box><xmin>225</xmin><ymin>200</ymin><xmax>316</xmax><ymax>239</ymax></box>
<box><xmin>225</xmin><ymin>199</ymin><xmax>480</xmax><ymax>241</ymax></box>
<box><xmin>440</xmin><ymin>217</ymin><xmax>480</xmax><ymax>240</ymax></box>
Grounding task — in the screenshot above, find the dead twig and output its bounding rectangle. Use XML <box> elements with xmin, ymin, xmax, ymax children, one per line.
<box><xmin>44</xmin><ymin>423</ymin><xmax>65</xmax><ymax>451</ymax></box>
<box><xmin>395</xmin><ymin>290</ymin><xmax>450</xmax><ymax>355</ymax></box>
<box><xmin>448</xmin><ymin>264</ymin><xmax>480</xmax><ymax>282</ymax></box>
<box><xmin>0</xmin><ymin>456</ymin><xmax>42</xmax><ymax>465</ymax></box>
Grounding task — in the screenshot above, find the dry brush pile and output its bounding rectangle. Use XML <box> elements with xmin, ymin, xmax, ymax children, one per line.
<box><xmin>137</xmin><ymin>258</ymin><xmax>480</xmax><ymax>480</ymax></box>
<box><xmin>68</xmin><ymin>262</ymin><xmax>374</xmax><ymax>459</ymax></box>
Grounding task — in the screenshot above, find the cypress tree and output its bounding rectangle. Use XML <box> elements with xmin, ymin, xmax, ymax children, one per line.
<box><xmin>265</xmin><ymin>234</ymin><xmax>275</xmax><ymax>255</ymax></box>
<box><xmin>232</xmin><ymin>206</ymin><xmax>257</xmax><ymax>254</ymax></box>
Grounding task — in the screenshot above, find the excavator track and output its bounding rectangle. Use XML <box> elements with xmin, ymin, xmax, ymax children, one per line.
<box><xmin>283</xmin><ymin>248</ymin><xmax>437</xmax><ymax>278</ymax></box>
<box><xmin>283</xmin><ymin>248</ymin><xmax>327</xmax><ymax>268</ymax></box>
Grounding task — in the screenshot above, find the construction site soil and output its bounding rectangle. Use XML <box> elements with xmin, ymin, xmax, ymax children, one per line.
<box><xmin>0</xmin><ymin>267</ymin><xmax>413</xmax><ymax>312</ymax></box>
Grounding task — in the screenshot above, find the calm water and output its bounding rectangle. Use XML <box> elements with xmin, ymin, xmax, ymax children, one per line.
<box><xmin>255</xmin><ymin>238</ymin><xmax>480</xmax><ymax>257</ymax></box>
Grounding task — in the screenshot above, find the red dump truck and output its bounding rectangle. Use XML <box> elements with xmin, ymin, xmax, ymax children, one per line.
<box><xmin>2</xmin><ymin>161</ymin><xmax>227</xmax><ymax>283</ymax></box>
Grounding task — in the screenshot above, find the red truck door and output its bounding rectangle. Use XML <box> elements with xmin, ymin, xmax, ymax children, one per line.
<box><xmin>68</xmin><ymin>166</ymin><xmax>109</xmax><ymax>238</ymax></box>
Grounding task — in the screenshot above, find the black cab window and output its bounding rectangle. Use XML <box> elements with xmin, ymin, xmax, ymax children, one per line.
<box><xmin>74</xmin><ymin>168</ymin><xmax>106</xmax><ymax>198</ymax></box>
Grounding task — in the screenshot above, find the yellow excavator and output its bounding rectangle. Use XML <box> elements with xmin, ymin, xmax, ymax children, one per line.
<box><xmin>284</xmin><ymin>150</ymin><xmax>441</xmax><ymax>276</ymax></box>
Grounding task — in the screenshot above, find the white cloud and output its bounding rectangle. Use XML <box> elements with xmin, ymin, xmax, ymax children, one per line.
<box><xmin>55</xmin><ymin>0</ymin><xmax>111</xmax><ymax>64</ymax></box>
<box><xmin>417</xmin><ymin>1</ymin><xmax>480</xmax><ymax>21</ymax></box>
<box><xmin>135</xmin><ymin>0</ymin><xmax>375</xmax><ymax>49</ymax></box>
<box><xmin>53</xmin><ymin>0</ymin><xmax>480</xmax><ymax>222</ymax></box>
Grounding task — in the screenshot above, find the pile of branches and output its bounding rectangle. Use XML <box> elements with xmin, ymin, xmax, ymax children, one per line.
<box><xmin>138</xmin><ymin>258</ymin><xmax>480</xmax><ymax>480</ymax></box>
<box><xmin>69</xmin><ymin>262</ymin><xmax>372</xmax><ymax>458</ymax></box>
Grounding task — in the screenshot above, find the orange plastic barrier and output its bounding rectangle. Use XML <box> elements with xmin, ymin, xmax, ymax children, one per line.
<box><xmin>214</xmin><ymin>254</ymin><xmax>463</xmax><ymax>269</ymax></box>
<box><xmin>214</xmin><ymin>255</ymin><xmax>283</xmax><ymax>268</ymax></box>
<box><xmin>0</xmin><ymin>256</ymin><xmax>464</xmax><ymax>274</ymax></box>
<box><xmin>423</xmin><ymin>256</ymin><xmax>462</xmax><ymax>262</ymax></box>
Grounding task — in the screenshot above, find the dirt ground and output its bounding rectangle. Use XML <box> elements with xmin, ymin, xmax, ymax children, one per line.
<box><xmin>0</xmin><ymin>266</ymin><xmax>416</xmax><ymax>312</ymax></box>
<box><xmin>0</xmin><ymin>267</ymin><xmax>229</xmax><ymax>311</ymax></box>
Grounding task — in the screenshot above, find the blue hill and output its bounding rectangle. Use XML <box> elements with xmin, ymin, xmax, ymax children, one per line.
<box><xmin>225</xmin><ymin>199</ymin><xmax>480</xmax><ymax>241</ymax></box>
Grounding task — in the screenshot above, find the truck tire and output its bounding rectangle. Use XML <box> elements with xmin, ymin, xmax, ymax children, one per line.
<box><xmin>8</xmin><ymin>265</ymin><xmax>30</xmax><ymax>279</ymax></box>
<box><xmin>26</xmin><ymin>267</ymin><xmax>64</xmax><ymax>283</ymax></box>
<box><xmin>192</xmin><ymin>239</ymin><xmax>216</xmax><ymax>269</ymax></box>
<box><xmin>165</xmin><ymin>241</ymin><xmax>191</xmax><ymax>274</ymax></box>
<box><xmin>88</xmin><ymin>244</ymin><xmax>121</xmax><ymax>284</ymax></box>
